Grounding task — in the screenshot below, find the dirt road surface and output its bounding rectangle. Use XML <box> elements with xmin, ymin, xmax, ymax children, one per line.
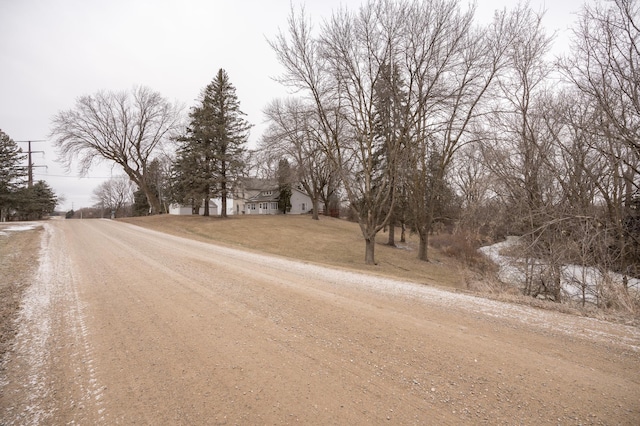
<box><xmin>1</xmin><ymin>219</ymin><xmax>639</xmax><ymax>425</ymax></box>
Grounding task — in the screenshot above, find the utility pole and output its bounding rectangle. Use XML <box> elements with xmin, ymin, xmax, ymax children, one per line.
<box><xmin>16</xmin><ymin>140</ymin><xmax>47</xmax><ymax>187</ymax></box>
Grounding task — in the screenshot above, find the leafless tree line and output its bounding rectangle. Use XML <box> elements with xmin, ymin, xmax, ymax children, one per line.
<box><xmin>264</xmin><ymin>0</ymin><xmax>639</xmax><ymax>308</ymax></box>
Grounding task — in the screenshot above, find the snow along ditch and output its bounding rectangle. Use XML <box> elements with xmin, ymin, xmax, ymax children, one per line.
<box><xmin>479</xmin><ymin>236</ymin><xmax>640</xmax><ymax>303</ymax></box>
<box><xmin>0</xmin><ymin>222</ymin><xmax>105</xmax><ymax>425</ymax></box>
<box><xmin>0</xmin><ymin>222</ymin><xmax>42</xmax><ymax>236</ymax></box>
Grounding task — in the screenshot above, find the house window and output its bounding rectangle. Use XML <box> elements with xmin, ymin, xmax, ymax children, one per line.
<box><xmin>301</xmin><ymin>203</ymin><xmax>306</xmax><ymax>211</ymax></box>
<box><xmin>250</xmin><ymin>203</ymin><xmax>256</xmax><ymax>210</ymax></box>
<box><xmin>271</xmin><ymin>202</ymin><xmax>278</xmax><ymax>210</ymax></box>
<box><xmin>264</xmin><ymin>190</ymin><xmax>272</xmax><ymax>196</ymax></box>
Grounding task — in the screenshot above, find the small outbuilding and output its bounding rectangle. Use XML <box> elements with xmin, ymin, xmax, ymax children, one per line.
<box><xmin>169</xmin><ymin>200</ymin><xmax>218</xmax><ymax>216</ymax></box>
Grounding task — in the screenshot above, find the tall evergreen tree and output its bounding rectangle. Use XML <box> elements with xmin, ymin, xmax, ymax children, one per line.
<box><xmin>0</xmin><ymin>129</ymin><xmax>27</xmax><ymax>221</ymax></box>
<box><xmin>372</xmin><ymin>62</ymin><xmax>408</xmax><ymax>246</ymax></box>
<box><xmin>170</xmin><ymin>141</ymin><xmax>209</xmax><ymax>213</ymax></box>
<box><xmin>277</xmin><ymin>158</ymin><xmax>293</xmax><ymax>214</ymax></box>
<box><xmin>205</xmin><ymin>69</ymin><xmax>251</xmax><ymax>217</ymax></box>
<box><xmin>173</xmin><ymin>69</ymin><xmax>251</xmax><ymax>217</ymax></box>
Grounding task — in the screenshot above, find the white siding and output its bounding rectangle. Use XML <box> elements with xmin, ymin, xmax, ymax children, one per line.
<box><xmin>289</xmin><ymin>190</ymin><xmax>312</xmax><ymax>214</ymax></box>
<box><xmin>210</xmin><ymin>196</ymin><xmax>236</xmax><ymax>216</ymax></box>
<box><xmin>169</xmin><ymin>204</ymin><xmax>194</xmax><ymax>215</ymax></box>
<box><xmin>198</xmin><ymin>200</ymin><xmax>218</xmax><ymax>216</ymax></box>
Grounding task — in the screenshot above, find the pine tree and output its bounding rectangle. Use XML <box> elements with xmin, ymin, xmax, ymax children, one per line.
<box><xmin>170</xmin><ymin>141</ymin><xmax>209</xmax><ymax>213</ymax></box>
<box><xmin>204</xmin><ymin>69</ymin><xmax>251</xmax><ymax>217</ymax></box>
<box><xmin>372</xmin><ymin>61</ymin><xmax>407</xmax><ymax>246</ymax></box>
<box><xmin>173</xmin><ymin>69</ymin><xmax>251</xmax><ymax>217</ymax></box>
<box><xmin>0</xmin><ymin>129</ymin><xmax>27</xmax><ymax>221</ymax></box>
<box><xmin>14</xmin><ymin>180</ymin><xmax>58</xmax><ymax>220</ymax></box>
<box><xmin>277</xmin><ymin>158</ymin><xmax>293</xmax><ymax>214</ymax></box>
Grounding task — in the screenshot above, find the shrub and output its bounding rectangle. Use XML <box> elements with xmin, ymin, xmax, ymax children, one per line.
<box><xmin>430</xmin><ymin>231</ymin><xmax>493</xmax><ymax>271</ymax></box>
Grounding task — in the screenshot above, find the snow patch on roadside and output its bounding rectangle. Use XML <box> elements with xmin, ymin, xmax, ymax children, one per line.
<box><xmin>1</xmin><ymin>223</ymin><xmax>56</xmax><ymax>424</ymax></box>
<box><xmin>0</xmin><ymin>223</ymin><xmax>42</xmax><ymax>234</ymax></box>
<box><xmin>0</xmin><ymin>223</ymin><xmax>106</xmax><ymax>425</ymax></box>
<box><xmin>479</xmin><ymin>237</ymin><xmax>640</xmax><ymax>303</ymax></box>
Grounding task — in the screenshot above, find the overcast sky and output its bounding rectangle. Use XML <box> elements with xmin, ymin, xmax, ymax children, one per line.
<box><xmin>0</xmin><ymin>0</ymin><xmax>585</xmax><ymax>211</ymax></box>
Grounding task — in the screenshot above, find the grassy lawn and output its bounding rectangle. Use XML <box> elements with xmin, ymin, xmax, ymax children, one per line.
<box><xmin>120</xmin><ymin>214</ymin><xmax>468</xmax><ymax>290</ymax></box>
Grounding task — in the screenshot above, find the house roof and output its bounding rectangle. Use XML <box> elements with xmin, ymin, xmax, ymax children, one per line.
<box><xmin>247</xmin><ymin>186</ymin><xmax>311</xmax><ymax>203</ymax></box>
<box><xmin>239</xmin><ymin>177</ymin><xmax>278</xmax><ymax>192</ymax></box>
<box><xmin>248</xmin><ymin>190</ymin><xmax>280</xmax><ymax>203</ymax></box>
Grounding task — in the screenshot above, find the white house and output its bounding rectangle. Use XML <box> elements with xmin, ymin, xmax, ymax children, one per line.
<box><xmin>210</xmin><ymin>196</ymin><xmax>236</xmax><ymax>216</ymax></box>
<box><xmin>234</xmin><ymin>178</ymin><xmax>277</xmax><ymax>215</ymax></box>
<box><xmin>245</xmin><ymin>186</ymin><xmax>312</xmax><ymax>215</ymax></box>
<box><xmin>289</xmin><ymin>188</ymin><xmax>312</xmax><ymax>214</ymax></box>
<box><xmin>168</xmin><ymin>178</ymin><xmax>312</xmax><ymax>216</ymax></box>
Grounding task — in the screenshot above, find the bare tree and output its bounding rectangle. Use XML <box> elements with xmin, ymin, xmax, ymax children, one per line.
<box><xmin>557</xmin><ymin>90</ymin><xmax>640</xmax><ymax>287</ymax></box>
<box><xmin>92</xmin><ymin>176</ymin><xmax>134</xmax><ymax>218</ymax></box>
<box><xmin>452</xmin><ymin>145</ymin><xmax>505</xmax><ymax>243</ymax></box>
<box><xmin>404</xmin><ymin>1</ymin><xmax>523</xmax><ymax>261</ymax></box>
<box><xmin>482</xmin><ymin>4</ymin><xmax>555</xmax><ymax>231</ymax></box>
<box><xmin>559</xmin><ymin>0</ymin><xmax>640</xmax><ymax>283</ymax></box>
<box><xmin>261</xmin><ymin>98</ymin><xmax>339</xmax><ymax>220</ymax></box>
<box><xmin>51</xmin><ymin>86</ymin><xmax>182</xmax><ymax>214</ymax></box>
<box><xmin>560</xmin><ymin>0</ymin><xmax>640</xmax><ymax>161</ymax></box>
<box><xmin>271</xmin><ymin>1</ymin><xmax>408</xmax><ymax>264</ymax></box>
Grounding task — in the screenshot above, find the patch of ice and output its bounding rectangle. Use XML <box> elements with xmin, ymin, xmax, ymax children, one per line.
<box><xmin>479</xmin><ymin>237</ymin><xmax>640</xmax><ymax>304</ymax></box>
<box><xmin>0</xmin><ymin>223</ymin><xmax>41</xmax><ymax>232</ymax></box>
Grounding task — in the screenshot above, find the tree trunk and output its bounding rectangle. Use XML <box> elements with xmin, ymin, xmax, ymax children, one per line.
<box><xmin>400</xmin><ymin>222</ymin><xmax>406</xmax><ymax>243</ymax></box>
<box><xmin>221</xmin><ymin>161</ymin><xmax>228</xmax><ymax>218</ymax></box>
<box><xmin>142</xmin><ymin>184</ymin><xmax>161</xmax><ymax>215</ymax></box>
<box><xmin>203</xmin><ymin>196</ymin><xmax>210</xmax><ymax>216</ymax></box>
<box><xmin>127</xmin><ymin>170</ymin><xmax>161</xmax><ymax>215</ymax></box>
<box><xmin>387</xmin><ymin>220</ymin><xmax>396</xmax><ymax>246</ymax></box>
<box><xmin>221</xmin><ymin>182</ymin><xmax>228</xmax><ymax>218</ymax></box>
<box><xmin>417</xmin><ymin>229</ymin><xmax>429</xmax><ymax>261</ymax></box>
<box><xmin>312</xmin><ymin>197</ymin><xmax>320</xmax><ymax>220</ymax></box>
<box><xmin>365</xmin><ymin>235</ymin><xmax>376</xmax><ymax>265</ymax></box>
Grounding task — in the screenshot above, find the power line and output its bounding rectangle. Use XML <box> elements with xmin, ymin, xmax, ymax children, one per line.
<box><xmin>33</xmin><ymin>173</ymin><xmax>114</xmax><ymax>179</ymax></box>
<box><xmin>16</xmin><ymin>140</ymin><xmax>47</xmax><ymax>188</ymax></box>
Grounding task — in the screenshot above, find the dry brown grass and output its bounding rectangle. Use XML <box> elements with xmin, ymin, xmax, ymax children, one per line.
<box><xmin>0</xmin><ymin>227</ymin><xmax>42</xmax><ymax>359</ymax></box>
<box><xmin>120</xmin><ymin>215</ymin><xmax>468</xmax><ymax>290</ymax></box>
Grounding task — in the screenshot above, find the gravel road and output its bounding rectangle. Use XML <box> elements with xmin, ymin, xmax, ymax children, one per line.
<box><xmin>1</xmin><ymin>219</ymin><xmax>639</xmax><ymax>425</ymax></box>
